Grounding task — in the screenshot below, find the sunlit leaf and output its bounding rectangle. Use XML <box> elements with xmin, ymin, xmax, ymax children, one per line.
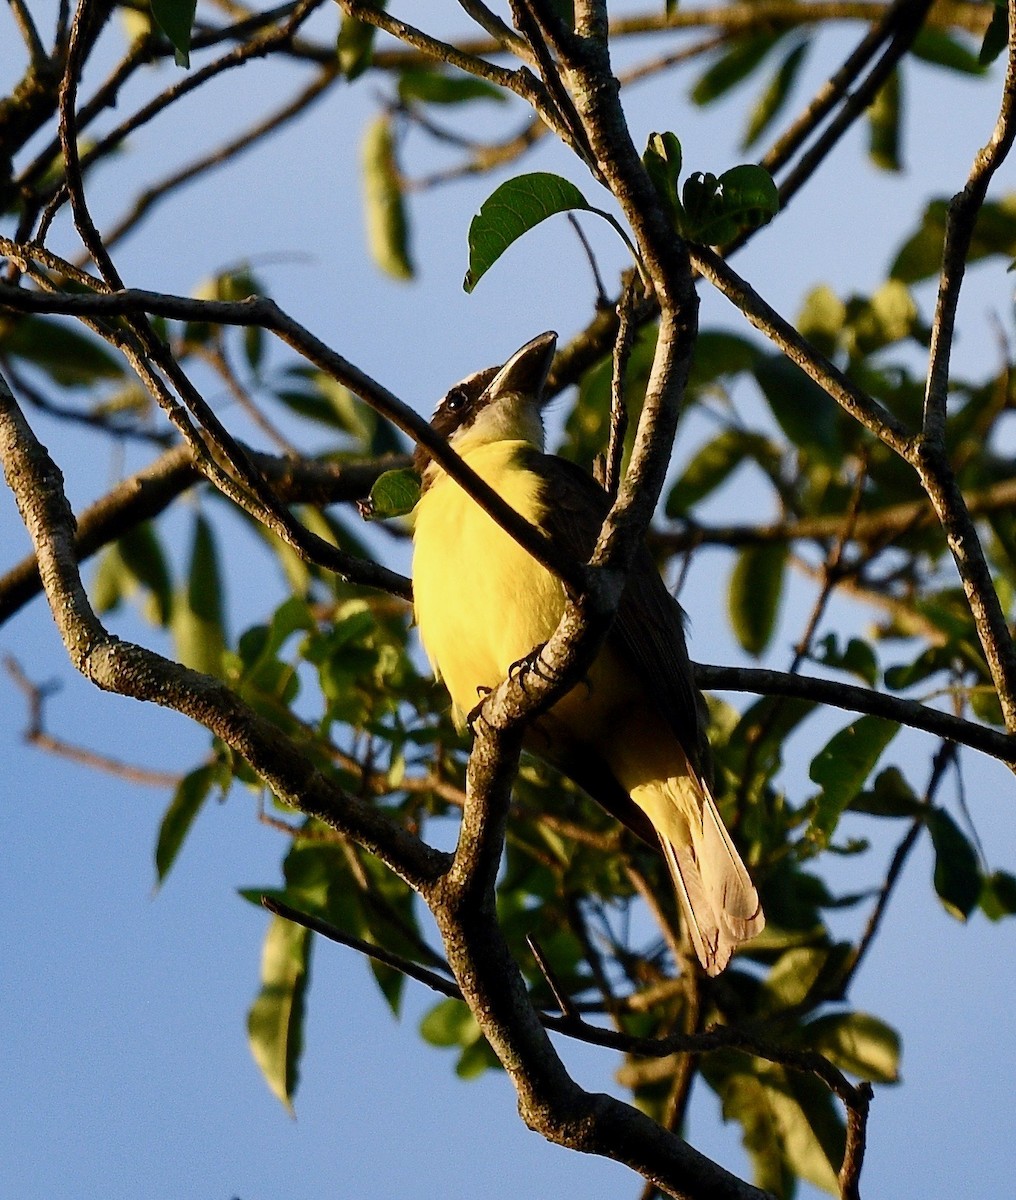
<box><xmin>804</xmin><ymin>1011</ymin><xmax>901</xmax><ymax>1083</ymax></box>
<box><xmin>797</xmin><ymin>284</ymin><xmax>846</xmax><ymax>357</ymax></box>
<box><xmin>357</xmin><ymin>467</ymin><xmax>421</xmax><ymax>521</ymax></box>
<box><xmin>247</xmin><ymin>914</ymin><xmax>312</xmax><ymax>1112</ymax></box>
<box><xmin>362</xmin><ymin>114</ymin><xmax>414</xmax><ymax>281</ymax></box>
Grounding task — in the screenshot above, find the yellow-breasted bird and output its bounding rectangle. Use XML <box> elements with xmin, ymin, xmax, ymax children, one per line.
<box><xmin>411</xmin><ymin>331</ymin><xmax>763</xmax><ymax>974</ymax></box>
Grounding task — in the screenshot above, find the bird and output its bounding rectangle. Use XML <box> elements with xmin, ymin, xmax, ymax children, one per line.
<box><xmin>411</xmin><ymin>330</ymin><xmax>763</xmax><ymax>975</ymax></box>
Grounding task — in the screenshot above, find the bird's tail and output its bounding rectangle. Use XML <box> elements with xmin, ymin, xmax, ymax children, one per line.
<box><xmin>631</xmin><ymin>771</ymin><xmax>764</xmax><ymax>976</ymax></box>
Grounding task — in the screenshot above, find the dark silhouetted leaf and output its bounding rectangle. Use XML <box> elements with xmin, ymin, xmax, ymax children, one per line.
<box><xmin>927</xmin><ymin>807</ymin><xmax>981</xmax><ymax>920</ymax></box>
<box><xmin>150</xmin><ymin>0</ymin><xmax>197</xmax><ymax>65</ymax></box>
<box><xmin>912</xmin><ymin>28</ymin><xmax>985</xmax><ymax>75</ymax></box>
<box><xmin>398</xmin><ymin>67</ymin><xmax>506</xmax><ymax>105</ymax></box>
<box><xmin>753</xmin><ymin>353</ymin><xmax>840</xmax><ymax>460</ymax></box>
<box><xmin>728</xmin><ymin>542</ymin><xmax>787</xmax><ymax>656</ymax></box>
<box><xmin>338</xmin><ymin>1</ymin><xmax>388</xmax><ymax>80</ymax></box>
<box><xmin>691</xmin><ymin>34</ymin><xmax>781</xmax><ymax>105</ymax></box>
<box><xmin>743</xmin><ymin>40</ymin><xmax>809</xmax><ymax>148</ymax></box>
<box><xmin>868</xmin><ymin>68</ymin><xmax>902</xmax><ymax>172</ymax></box>
<box><xmin>809</xmin><ymin>716</ymin><xmax>899</xmax><ymax>845</ymax></box>
<box><xmin>464</xmin><ymin>172</ymin><xmax>596</xmax><ymax>292</ymax></box>
<box><xmin>155</xmin><ymin>763</ymin><xmax>220</xmax><ymax>884</ymax></box>
<box><xmin>173</xmin><ymin>513</ymin><xmax>226</xmax><ymax>677</ymax></box>
<box><xmin>642</xmin><ymin>131</ymin><xmax>683</xmax><ymax>221</ymax></box>
<box><xmin>980</xmin><ymin>1</ymin><xmax>1010</xmax><ymax>65</ymax></box>
<box><xmin>3</xmin><ymin>315</ymin><xmax>122</xmax><ymax>386</ymax></box>
<box><xmin>981</xmin><ymin>869</ymin><xmax>1016</xmax><ymax>919</ymax></box>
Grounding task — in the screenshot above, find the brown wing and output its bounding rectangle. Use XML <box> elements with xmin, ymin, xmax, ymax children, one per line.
<box><xmin>526</xmin><ymin>450</ymin><xmax>709</xmax><ymax>779</ymax></box>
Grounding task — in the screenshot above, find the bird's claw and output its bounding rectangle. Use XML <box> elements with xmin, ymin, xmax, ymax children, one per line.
<box><xmin>508</xmin><ymin>643</ymin><xmax>555</xmax><ymax>689</ymax></box>
<box><xmin>467</xmin><ymin>685</ymin><xmax>493</xmax><ymax>734</ymax></box>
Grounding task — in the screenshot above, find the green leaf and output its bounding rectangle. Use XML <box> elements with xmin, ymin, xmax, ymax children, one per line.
<box><xmin>808</xmin><ymin>716</ymin><xmax>899</xmax><ymax>845</ymax></box>
<box><xmin>868</xmin><ymin>68</ymin><xmax>902</xmax><ymax>172</ymax></box>
<box><xmin>149</xmin><ymin>0</ymin><xmax>197</xmax><ymax>66</ymax></box>
<box><xmin>728</xmin><ymin>542</ymin><xmax>787</xmax><ymax>656</ymax></box>
<box><xmin>666</xmin><ymin>428</ymin><xmax>751</xmax><ymax>515</ymax></box>
<box><xmin>154</xmin><ymin>763</ymin><xmax>220</xmax><ymax>885</ymax></box>
<box><xmin>2</xmin><ymin>315</ymin><xmax>122</xmax><ymax>386</ymax></box>
<box><xmin>980</xmin><ymin>1</ymin><xmax>1010</xmax><ymax>66</ymax></box>
<box><xmin>762</xmin><ymin>945</ymin><xmax>837</xmax><ymax>1012</ymax></box>
<box><xmin>172</xmin><ymin>513</ymin><xmax>226</xmax><ymax>678</ymax></box>
<box><xmin>927</xmin><ymin>807</ymin><xmax>981</xmax><ymax>920</ymax></box>
<box><xmin>753</xmin><ymin>352</ymin><xmax>840</xmax><ymax>460</ymax></box>
<box><xmin>688</xmin><ymin>330</ymin><xmax>760</xmax><ymax>388</ymax></box>
<box><xmin>337</xmin><ymin>1</ymin><xmax>387</xmax><ymax>80</ymax></box>
<box><xmin>361</xmin><ymin>114</ymin><xmax>414</xmax><ymax>281</ymax></box>
<box><xmin>357</xmin><ymin>467</ymin><xmax>421</xmax><ymax>521</ymax></box>
<box><xmin>912</xmin><ymin>28</ymin><xmax>985</xmax><ymax>75</ymax></box>
<box><xmin>642</xmin><ymin>131</ymin><xmax>683</xmax><ymax>221</ymax></box>
<box><xmin>398</xmin><ymin>67</ymin><xmax>507</xmax><ymax>105</ymax></box>
<box><xmin>812</xmin><ymin>633</ymin><xmax>879</xmax><ymax>686</ymax></box>
<box><xmin>118</xmin><ymin>522</ymin><xmax>173</xmax><ymax>626</ymax></box>
<box><xmin>850</xmin><ymin>766</ymin><xmax>923</xmax><ymax>818</ymax></box>
<box><xmin>420</xmin><ymin>997</ymin><xmax>476</xmax><ymax>1047</ymax></box>
<box><xmin>797</xmin><ymin>285</ymin><xmax>847</xmax><ymax>357</ymax></box>
<box><xmin>743</xmin><ymin>40</ymin><xmax>810</xmax><ymax>149</ymax></box>
<box><xmin>464</xmin><ymin>172</ymin><xmax>601</xmax><ymax>292</ymax></box>
<box><xmin>679</xmin><ymin>164</ymin><xmax>779</xmax><ymax>245</ymax></box>
<box><xmin>804</xmin><ymin>1012</ymin><xmax>901</xmax><ymax>1083</ymax></box>
<box><xmin>845</xmin><ymin>279</ymin><xmax>918</xmax><ymax>355</ymax></box>
<box><xmin>767</xmin><ymin>1069</ymin><xmax>844</xmax><ymax>1194</ymax></box>
<box><xmin>981</xmin><ymin>869</ymin><xmax>1016</xmax><ymax>919</ymax></box>
<box><xmin>892</xmin><ymin>195</ymin><xmax>1016</xmax><ymax>283</ymax></box>
<box><xmin>691</xmin><ymin>34</ymin><xmax>781</xmax><ymax>106</ymax></box>
<box><xmin>247</xmin><ymin>914</ymin><xmax>312</xmax><ymax>1112</ymax></box>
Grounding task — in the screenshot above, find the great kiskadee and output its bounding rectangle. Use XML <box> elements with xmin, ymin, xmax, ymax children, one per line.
<box><xmin>411</xmin><ymin>331</ymin><xmax>763</xmax><ymax>974</ymax></box>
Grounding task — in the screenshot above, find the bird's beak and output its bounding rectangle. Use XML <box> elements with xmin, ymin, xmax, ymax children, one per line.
<box><xmin>486</xmin><ymin>331</ymin><xmax>557</xmax><ymax>405</ymax></box>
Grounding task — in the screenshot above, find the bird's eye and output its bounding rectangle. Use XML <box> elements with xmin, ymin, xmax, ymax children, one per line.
<box><xmin>445</xmin><ymin>387</ymin><xmax>468</xmax><ymax>413</ymax></box>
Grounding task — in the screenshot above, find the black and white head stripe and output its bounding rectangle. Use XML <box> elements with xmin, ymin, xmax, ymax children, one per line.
<box><xmin>413</xmin><ymin>366</ymin><xmax>498</xmax><ymax>475</ymax></box>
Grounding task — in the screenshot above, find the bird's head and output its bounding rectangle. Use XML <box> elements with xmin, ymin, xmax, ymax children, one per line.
<box><xmin>415</xmin><ymin>331</ymin><xmax>557</xmax><ymax>480</ymax></box>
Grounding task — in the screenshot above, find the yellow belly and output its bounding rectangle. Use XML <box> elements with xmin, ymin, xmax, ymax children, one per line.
<box><xmin>412</xmin><ymin>441</ymin><xmax>565</xmax><ymax>725</ymax></box>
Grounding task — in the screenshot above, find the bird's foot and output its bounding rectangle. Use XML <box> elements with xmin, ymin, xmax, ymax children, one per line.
<box><xmin>507</xmin><ymin>643</ymin><xmax>555</xmax><ymax>689</ymax></box>
<box><xmin>467</xmin><ymin>685</ymin><xmax>493</xmax><ymax>734</ymax></box>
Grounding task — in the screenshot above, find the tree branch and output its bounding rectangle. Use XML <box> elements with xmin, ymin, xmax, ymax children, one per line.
<box><xmin>0</xmin><ymin>369</ymin><xmax>446</xmax><ymax>891</ymax></box>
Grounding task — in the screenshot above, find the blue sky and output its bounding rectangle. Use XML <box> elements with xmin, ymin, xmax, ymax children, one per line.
<box><xmin>3</xmin><ymin>4</ymin><xmax>1015</xmax><ymax>1198</ymax></box>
